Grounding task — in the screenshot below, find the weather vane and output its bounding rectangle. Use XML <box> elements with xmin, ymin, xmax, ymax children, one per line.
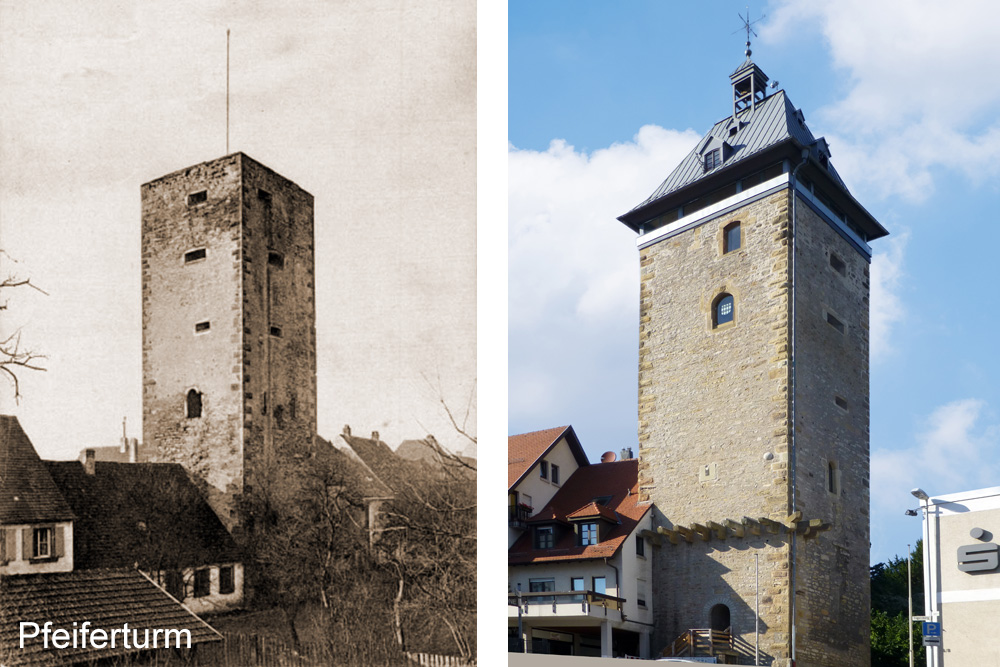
<box><xmin>734</xmin><ymin>7</ymin><xmax>765</xmax><ymax>58</ymax></box>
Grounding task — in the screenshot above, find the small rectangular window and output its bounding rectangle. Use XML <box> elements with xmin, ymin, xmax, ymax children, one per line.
<box><xmin>193</xmin><ymin>569</ymin><xmax>211</xmax><ymax>597</ymax></box>
<box><xmin>195</xmin><ymin>321</ymin><xmax>211</xmax><ymax>333</ymax></box>
<box><xmin>592</xmin><ymin>576</ymin><xmax>606</xmax><ymax>595</ymax></box>
<box><xmin>637</xmin><ymin>578</ymin><xmax>648</xmax><ymax>608</ymax></box>
<box><xmin>830</xmin><ymin>253</ymin><xmax>847</xmax><ymax>276</ymax></box>
<box><xmin>551</xmin><ymin>464</ymin><xmax>560</xmax><ymax>485</ymax></box>
<box><xmin>184</xmin><ymin>248</ymin><xmax>206</xmax><ymax>263</ymax></box>
<box><xmin>835</xmin><ymin>396</ymin><xmax>849</xmax><ymax>411</ymax></box>
<box><xmin>636</xmin><ymin>535</ymin><xmax>646</xmax><ymax>557</ymax></box>
<box><xmin>827</xmin><ymin>460</ymin><xmax>841</xmax><ymax>495</ymax></box>
<box><xmin>539</xmin><ymin>461</ymin><xmax>548</xmax><ymax>479</ymax></box>
<box><xmin>826</xmin><ymin>312</ymin><xmax>845</xmax><ymax>334</ymax></box>
<box><xmin>33</xmin><ymin>527</ymin><xmax>52</xmax><ymax>559</ymax></box>
<box><xmin>187</xmin><ymin>190</ymin><xmax>207</xmax><ymax>206</ymax></box>
<box><xmin>704</xmin><ymin>148</ymin><xmax>721</xmax><ymax>172</ymax></box>
<box><xmin>723</xmin><ymin>222</ymin><xmax>741</xmax><ymax>253</ymax></box>
<box><xmin>268</xmin><ymin>251</ymin><xmax>285</xmax><ymax>268</ymax></box>
<box><xmin>570</xmin><ymin>577</ymin><xmax>585</xmax><ymax>602</ymax></box>
<box><xmin>579</xmin><ymin>522</ymin><xmax>598</xmax><ymax>546</ymax></box>
<box><xmin>534</xmin><ymin>526</ymin><xmax>554</xmax><ymax>549</ymax></box>
<box><xmin>269</xmin><ymin>326</ymin><xmax>282</xmax><ymax>338</ymax></box>
<box><xmin>219</xmin><ymin>566</ymin><xmax>235</xmax><ymax>595</ymax></box>
<box><xmin>258</xmin><ymin>188</ymin><xmax>272</xmax><ymax>203</ymax></box>
<box><xmin>529</xmin><ymin>578</ymin><xmax>555</xmax><ymax>603</ymax></box>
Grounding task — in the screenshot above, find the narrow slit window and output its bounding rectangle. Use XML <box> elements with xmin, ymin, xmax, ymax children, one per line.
<box><xmin>195</xmin><ymin>321</ymin><xmax>211</xmax><ymax>333</ymax></box>
<box><xmin>714</xmin><ymin>294</ymin><xmax>735</xmax><ymax>328</ymax></box>
<box><xmin>827</xmin><ymin>460</ymin><xmax>840</xmax><ymax>494</ymax></box>
<box><xmin>723</xmin><ymin>222</ymin><xmax>741</xmax><ymax>253</ymax></box>
<box><xmin>258</xmin><ymin>188</ymin><xmax>272</xmax><ymax>204</ymax></box>
<box><xmin>268</xmin><ymin>251</ymin><xmax>285</xmax><ymax>268</ymax></box>
<box><xmin>270</xmin><ymin>326</ymin><xmax>282</xmax><ymax>338</ymax></box>
<box><xmin>184</xmin><ymin>248</ymin><xmax>206</xmax><ymax>263</ymax></box>
<box><xmin>187</xmin><ymin>190</ymin><xmax>207</xmax><ymax>206</ymax></box>
<box><xmin>835</xmin><ymin>396</ymin><xmax>849</xmax><ymax>411</ymax></box>
<box><xmin>830</xmin><ymin>253</ymin><xmax>847</xmax><ymax>276</ymax></box>
<box><xmin>826</xmin><ymin>312</ymin><xmax>845</xmax><ymax>334</ymax></box>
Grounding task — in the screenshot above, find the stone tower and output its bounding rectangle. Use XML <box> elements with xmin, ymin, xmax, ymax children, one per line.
<box><xmin>617</xmin><ymin>60</ymin><xmax>888</xmax><ymax>667</ymax></box>
<box><xmin>141</xmin><ymin>153</ymin><xmax>316</xmax><ymax>534</ymax></box>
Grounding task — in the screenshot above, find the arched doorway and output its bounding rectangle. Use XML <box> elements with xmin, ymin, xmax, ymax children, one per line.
<box><xmin>710</xmin><ymin>603</ymin><xmax>731</xmax><ymax>632</ymax></box>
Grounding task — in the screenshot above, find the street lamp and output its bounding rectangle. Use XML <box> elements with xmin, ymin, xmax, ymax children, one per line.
<box><xmin>910</xmin><ymin>487</ymin><xmax>937</xmax><ymax>667</ymax></box>
<box><xmin>911</xmin><ymin>488</ymin><xmax>929</xmax><ymax>501</ymax></box>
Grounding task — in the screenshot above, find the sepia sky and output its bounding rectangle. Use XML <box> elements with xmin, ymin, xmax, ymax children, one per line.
<box><xmin>510</xmin><ymin>0</ymin><xmax>1000</xmax><ymax>566</ymax></box>
<box><xmin>0</xmin><ymin>0</ymin><xmax>477</xmax><ymax>459</ymax></box>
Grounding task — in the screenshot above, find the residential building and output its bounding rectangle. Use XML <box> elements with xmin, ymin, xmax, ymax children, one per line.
<box><xmin>0</xmin><ymin>415</ymin><xmax>223</xmax><ymax>666</ymax></box>
<box><xmin>508</xmin><ymin>440</ymin><xmax>653</xmax><ymax>659</ymax></box>
<box><xmin>616</xmin><ymin>53</ymin><xmax>887</xmax><ymax>665</ymax></box>
<box><xmin>914</xmin><ymin>486</ymin><xmax>1000</xmax><ymax>667</ymax></box>
<box><xmin>508</xmin><ymin>426</ymin><xmax>588</xmax><ymax>548</ymax></box>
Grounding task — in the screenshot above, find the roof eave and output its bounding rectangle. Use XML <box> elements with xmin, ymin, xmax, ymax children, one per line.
<box><xmin>509</xmin><ymin>425</ymin><xmax>589</xmax><ymax>491</ymax></box>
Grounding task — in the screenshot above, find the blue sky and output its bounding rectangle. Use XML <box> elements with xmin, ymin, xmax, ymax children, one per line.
<box><xmin>508</xmin><ymin>0</ymin><xmax>1000</xmax><ymax>566</ymax></box>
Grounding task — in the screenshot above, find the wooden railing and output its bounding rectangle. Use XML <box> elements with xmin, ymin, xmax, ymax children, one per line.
<box><xmin>662</xmin><ymin>628</ymin><xmax>756</xmax><ymax>663</ymax></box>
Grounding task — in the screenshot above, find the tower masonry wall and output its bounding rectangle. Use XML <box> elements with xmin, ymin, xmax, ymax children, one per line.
<box><xmin>788</xmin><ymin>194</ymin><xmax>871</xmax><ymax>667</ymax></box>
<box><xmin>238</xmin><ymin>156</ymin><xmax>317</xmax><ymax>506</ymax></box>
<box><xmin>638</xmin><ymin>189</ymin><xmax>794</xmax><ymax>658</ymax></box>
<box><xmin>142</xmin><ymin>155</ymin><xmax>245</xmax><ymax>530</ymax></box>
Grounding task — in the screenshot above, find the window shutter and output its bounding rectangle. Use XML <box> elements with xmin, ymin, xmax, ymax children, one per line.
<box><xmin>54</xmin><ymin>525</ymin><xmax>65</xmax><ymax>558</ymax></box>
<box><xmin>22</xmin><ymin>528</ymin><xmax>32</xmax><ymax>559</ymax></box>
<box><xmin>5</xmin><ymin>529</ymin><xmax>15</xmax><ymax>563</ymax></box>
<box><xmin>0</xmin><ymin>527</ymin><xmax>6</xmax><ymax>564</ymax></box>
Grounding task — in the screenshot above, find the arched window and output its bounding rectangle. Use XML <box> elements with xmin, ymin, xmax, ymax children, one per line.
<box><xmin>186</xmin><ymin>389</ymin><xmax>203</xmax><ymax>419</ymax></box>
<box><xmin>723</xmin><ymin>222</ymin><xmax>741</xmax><ymax>253</ymax></box>
<box><xmin>710</xmin><ymin>604</ymin><xmax>731</xmax><ymax>632</ymax></box>
<box><xmin>713</xmin><ymin>294</ymin><xmax>735</xmax><ymax>328</ymax></box>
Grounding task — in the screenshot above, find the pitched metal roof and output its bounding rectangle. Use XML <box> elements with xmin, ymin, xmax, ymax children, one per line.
<box><xmin>0</xmin><ymin>415</ymin><xmax>75</xmax><ymax>524</ymax></box>
<box><xmin>44</xmin><ymin>460</ymin><xmax>241</xmax><ymax>570</ymax></box>
<box><xmin>508</xmin><ymin>459</ymin><xmax>650</xmax><ymax>564</ymax></box>
<box><xmin>0</xmin><ymin>568</ymin><xmax>221</xmax><ymax>666</ymax></box>
<box><xmin>631</xmin><ymin>88</ymin><xmax>841</xmax><ymax>212</ymax></box>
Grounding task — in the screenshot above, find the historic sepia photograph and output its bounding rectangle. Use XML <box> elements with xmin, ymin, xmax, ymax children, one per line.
<box><xmin>0</xmin><ymin>2</ymin><xmax>476</xmax><ymax>665</ymax></box>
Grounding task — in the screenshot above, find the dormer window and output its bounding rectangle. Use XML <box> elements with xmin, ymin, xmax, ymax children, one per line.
<box><xmin>704</xmin><ymin>148</ymin><xmax>721</xmax><ymax>172</ymax></box>
<box><xmin>579</xmin><ymin>522</ymin><xmax>599</xmax><ymax>546</ymax></box>
<box><xmin>33</xmin><ymin>527</ymin><xmax>53</xmax><ymax>559</ymax></box>
<box><xmin>534</xmin><ymin>525</ymin><xmax>554</xmax><ymax>549</ymax></box>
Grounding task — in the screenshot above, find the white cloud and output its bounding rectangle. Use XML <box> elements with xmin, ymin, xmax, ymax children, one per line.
<box><xmin>766</xmin><ymin>0</ymin><xmax>1000</xmax><ymax>201</ymax></box>
<box><xmin>869</xmin><ymin>229</ymin><xmax>908</xmax><ymax>362</ymax></box>
<box><xmin>872</xmin><ymin>398</ymin><xmax>1000</xmax><ymax>516</ymax></box>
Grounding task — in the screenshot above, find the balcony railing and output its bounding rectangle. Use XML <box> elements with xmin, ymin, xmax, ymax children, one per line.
<box><xmin>507</xmin><ymin>590</ymin><xmax>625</xmax><ymax>616</ymax></box>
<box><xmin>508</xmin><ymin>504</ymin><xmax>532</xmax><ymax>528</ymax></box>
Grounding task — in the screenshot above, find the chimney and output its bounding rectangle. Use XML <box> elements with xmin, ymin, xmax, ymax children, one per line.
<box><xmin>620</xmin><ymin>448</ymin><xmax>628</xmax><ymax>461</ymax></box>
<box><xmin>120</xmin><ymin>436</ymin><xmax>128</xmax><ymax>454</ymax></box>
<box><xmin>84</xmin><ymin>449</ymin><xmax>96</xmax><ymax>476</ymax></box>
<box><xmin>342</xmin><ymin>424</ymin><xmax>351</xmax><ymax>436</ymax></box>
<box><xmin>371</xmin><ymin>431</ymin><xmax>379</xmax><ymax>442</ymax></box>
<box><xmin>128</xmin><ymin>438</ymin><xmax>138</xmax><ymax>463</ymax></box>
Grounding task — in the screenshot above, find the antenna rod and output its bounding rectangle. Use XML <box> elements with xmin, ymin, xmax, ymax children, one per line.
<box><xmin>226</xmin><ymin>28</ymin><xmax>230</xmax><ymax>154</ymax></box>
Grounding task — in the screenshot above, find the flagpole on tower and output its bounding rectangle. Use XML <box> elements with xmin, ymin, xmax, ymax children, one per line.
<box><xmin>226</xmin><ymin>28</ymin><xmax>230</xmax><ymax>154</ymax></box>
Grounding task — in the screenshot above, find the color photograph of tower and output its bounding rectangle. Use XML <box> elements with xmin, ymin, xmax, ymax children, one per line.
<box><xmin>617</xmin><ymin>56</ymin><xmax>886</xmax><ymax>665</ymax></box>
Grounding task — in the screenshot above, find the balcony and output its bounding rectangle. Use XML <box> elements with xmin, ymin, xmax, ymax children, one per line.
<box><xmin>508</xmin><ymin>504</ymin><xmax>532</xmax><ymax>529</ymax></box>
<box><xmin>507</xmin><ymin>590</ymin><xmax>625</xmax><ymax>620</ymax></box>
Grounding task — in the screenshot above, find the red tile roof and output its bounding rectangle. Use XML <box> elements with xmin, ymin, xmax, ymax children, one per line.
<box><xmin>508</xmin><ymin>426</ymin><xmax>588</xmax><ymax>490</ymax></box>
<box><xmin>0</xmin><ymin>416</ymin><xmax>75</xmax><ymax>524</ymax></box>
<box><xmin>508</xmin><ymin>459</ymin><xmax>650</xmax><ymax>564</ymax></box>
<box><xmin>0</xmin><ymin>568</ymin><xmax>221</xmax><ymax>666</ymax></box>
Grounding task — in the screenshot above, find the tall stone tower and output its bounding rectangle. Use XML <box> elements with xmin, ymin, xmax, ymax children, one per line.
<box><xmin>141</xmin><ymin>153</ymin><xmax>317</xmax><ymax>534</ymax></box>
<box><xmin>617</xmin><ymin>60</ymin><xmax>887</xmax><ymax>667</ymax></box>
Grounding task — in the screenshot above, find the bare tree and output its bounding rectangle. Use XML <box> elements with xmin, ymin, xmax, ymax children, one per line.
<box><xmin>0</xmin><ymin>252</ymin><xmax>47</xmax><ymax>400</ymax></box>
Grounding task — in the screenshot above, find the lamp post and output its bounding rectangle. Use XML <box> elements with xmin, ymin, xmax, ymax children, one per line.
<box><xmin>911</xmin><ymin>488</ymin><xmax>934</xmax><ymax>667</ymax></box>
<box><xmin>907</xmin><ymin>543</ymin><xmax>913</xmax><ymax>667</ymax></box>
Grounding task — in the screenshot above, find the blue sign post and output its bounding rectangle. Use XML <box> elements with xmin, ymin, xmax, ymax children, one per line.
<box><xmin>922</xmin><ymin>622</ymin><xmax>942</xmax><ymax>647</ymax></box>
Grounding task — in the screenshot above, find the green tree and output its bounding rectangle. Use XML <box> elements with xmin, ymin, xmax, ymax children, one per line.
<box><xmin>871</xmin><ymin>541</ymin><xmax>925</xmax><ymax>667</ymax></box>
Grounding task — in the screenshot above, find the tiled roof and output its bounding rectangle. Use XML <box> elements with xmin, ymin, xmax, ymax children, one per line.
<box><xmin>631</xmin><ymin>89</ymin><xmax>830</xmax><ymax>212</ymax></box>
<box><xmin>565</xmin><ymin>501</ymin><xmax>619</xmax><ymax>522</ymax></box>
<box><xmin>0</xmin><ymin>568</ymin><xmax>221</xmax><ymax>666</ymax></box>
<box><xmin>508</xmin><ymin>426</ymin><xmax>588</xmax><ymax>490</ymax></box>
<box><xmin>0</xmin><ymin>415</ymin><xmax>75</xmax><ymax>524</ymax></box>
<box><xmin>508</xmin><ymin>459</ymin><xmax>650</xmax><ymax>564</ymax></box>
<box><xmin>340</xmin><ymin>432</ymin><xmax>407</xmax><ymax>493</ymax></box>
<box><xmin>314</xmin><ymin>434</ymin><xmax>393</xmax><ymax>498</ymax></box>
<box><xmin>44</xmin><ymin>461</ymin><xmax>240</xmax><ymax>570</ymax></box>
